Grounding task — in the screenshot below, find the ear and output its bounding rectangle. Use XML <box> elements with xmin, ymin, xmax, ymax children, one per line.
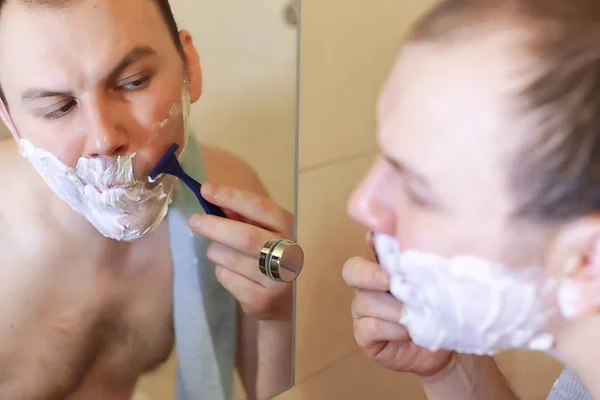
<box><xmin>548</xmin><ymin>217</ymin><xmax>600</xmax><ymax>320</ymax></box>
<box><xmin>179</xmin><ymin>30</ymin><xmax>202</xmax><ymax>103</ymax></box>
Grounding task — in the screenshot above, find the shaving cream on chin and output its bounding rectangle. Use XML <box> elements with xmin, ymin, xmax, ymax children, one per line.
<box><xmin>19</xmin><ymin>139</ymin><xmax>176</xmax><ymax>242</ymax></box>
<box><xmin>373</xmin><ymin>233</ymin><xmax>558</xmax><ymax>355</ymax></box>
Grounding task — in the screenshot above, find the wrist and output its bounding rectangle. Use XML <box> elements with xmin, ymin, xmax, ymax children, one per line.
<box><xmin>420</xmin><ymin>354</ymin><xmax>519</xmax><ymax>400</ymax></box>
<box><xmin>257</xmin><ymin>311</ymin><xmax>293</xmax><ymax>326</ymax></box>
<box><xmin>420</xmin><ymin>353</ymin><xmax>475</xmax><ymax>395</ymax></box>
<box><xmin>420</xmin><ymin>353</ymin><xmax>463</xmax><ymax>384</ymax></box>
<box><xmin>258</xmin><ymin>285</ymin><xmax>294</xmax><ymax>322</ymax></box>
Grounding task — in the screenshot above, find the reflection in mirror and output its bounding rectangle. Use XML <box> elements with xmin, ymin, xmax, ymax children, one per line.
<box><xmin>0</xmin><ymin>0</ymin><xmax>299</xmax><ymax>399</ymax></box>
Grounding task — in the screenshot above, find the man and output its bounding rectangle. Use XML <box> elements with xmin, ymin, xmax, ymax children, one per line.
<box><xmin>344</xmin><ymin>0</ymin><xmax>600</xmax><ymax>399</ymax></box>
<box><xmin>0</xmin><ymin>0</ymin><xmax>294</xmax><ymax>399</ymax></box>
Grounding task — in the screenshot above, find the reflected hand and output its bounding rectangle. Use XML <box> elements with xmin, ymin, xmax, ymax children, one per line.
<box><xmin>342</xmin><ymin>254</ymin><xmax>454</xmax><ymax>377</ymax></box>
<box><xmin>189</xmin><ymin>183</ymin><xmax>294</xmax><ymax>321</ymax></box>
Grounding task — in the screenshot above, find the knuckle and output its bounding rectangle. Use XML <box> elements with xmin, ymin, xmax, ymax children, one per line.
<box><xmin>353</xmin><ymin>320</ymin><xmax>366</xmax><ymax>346</ymax></box>
<box><xmin>250</xmin><ymin>195</ymin><xmax>269</xmax><ymax>216</ymax></box>
<box><xmin>222</xmin><ymin>248</ymin><xmax>239</xmax><ymax>268</ymax></box>
<box><xmin>363</xmin><ymin>318</ymin><xmax>381</xmax><ymax>339</ymax></box>
<box><xmin>277</xmin><ymin>209</ymin><xmax>294</xmax><ymax>235</ymax></box>
<box><xmin>219</xmin><ymin>186</ymin><xmax>235</xmax><ymax>203</ymax></box>
<box><xmin>214</xmin><ymin>265</ymin><xmax>227</xmax><ymax>282</ymax></box>
<box><xmin>352</xmin><ymin>292</ymin><xmax>364</xmax><ymax>316</ymax></box>
<box><xmin>207</xmin><ymin>244</ymin><xmax>238</xmax><ymax>268</ymax></box>
<box><xmin>241</xmin><ymin>229</ymin><xmax>262</xmax><ymax>251</ymax></box>
<box><xmin>206</xmin><ymin>243</ymin><xmax>221</xmax><ymax>262</ymax></box>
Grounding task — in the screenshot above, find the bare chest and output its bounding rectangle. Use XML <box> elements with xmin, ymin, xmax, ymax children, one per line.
<box><xmin>0</xmin><ymin>229</ymin><xmax>175</xmax><ymax>400</ymax></box>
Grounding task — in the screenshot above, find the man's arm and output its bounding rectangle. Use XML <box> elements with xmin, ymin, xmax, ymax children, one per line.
<box><xmin>236</xmin><ymin>299</ymin><xmax>293</xmax><ymax>400</ymax></box>
<box><xmin>201</xmin><ymin>145</ymin><xmax>294</xmax><ymax>400</ymax></box>
<box><xmin>421</xmin><ymin>354</ymin><xmax>520</xmax><ymax>400</ymax></box>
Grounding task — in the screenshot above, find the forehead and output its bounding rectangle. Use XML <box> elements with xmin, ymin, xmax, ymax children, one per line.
<box><xmin>0</xmin><ymin>0</ymin><xmax>169</xmax><ymax>87</ymax></box>
<box><xmin>378</xmin><ymin>31</ymin><xmax>528</xmax><ymax>211</ymax></box>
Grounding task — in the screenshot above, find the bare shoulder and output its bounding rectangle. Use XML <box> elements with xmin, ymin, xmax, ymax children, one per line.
<box><xmin>200</xmin><ymin>144</ymin><xmax>269</xmax><ymax>197</ymax></box>
<box><xmin>0</xmin><ymin>139</ymin><xmax>42</xmax><ymax>207</ymax></box>
<box><xmin>0</xmin><ymin>140</ymin><xmax>29</xmax><ymax>258</ymax></box>
<box><xmin>0</xmin><ymin>139</ymin><xmax>48</xmax><ymax>244</ymax></box>
<box><xmin>0</xmin><ymin>140</ymin><xmax>24</xmax><ymax>217</ymax></box>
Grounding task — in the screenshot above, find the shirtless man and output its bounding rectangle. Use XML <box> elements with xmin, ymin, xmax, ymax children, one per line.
<box><xmin>0</xmin><ymin>0</ymin><xmax>294</xmax><ymax>399</ymax></box>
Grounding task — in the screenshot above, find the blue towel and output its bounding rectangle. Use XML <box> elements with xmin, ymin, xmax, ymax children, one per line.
<box><xmin>168</xmin><ymin>136</ymin><xmax>237</xmax><ymax>400</ymax></box>
<box><xmin>547</xmin><ymin>368</ymin><xmax>591</xmax><ymax>400</ymax></box>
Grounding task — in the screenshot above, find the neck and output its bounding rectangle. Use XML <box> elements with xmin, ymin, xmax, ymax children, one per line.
<box><xmin>556</xmin><ymin>315</ymin><xmax>600</xmax><ymax>398</ymax></box>
<box><xmin>48</xmin><ymin>192</ymin><xmax>148</xmax><ymax>267</ymax></box>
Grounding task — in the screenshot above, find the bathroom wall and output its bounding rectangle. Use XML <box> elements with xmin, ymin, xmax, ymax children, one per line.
<box><xmin>168</xmin><ymin>0</ymin><xmax>298</xmax><ymax>211</ymax></box>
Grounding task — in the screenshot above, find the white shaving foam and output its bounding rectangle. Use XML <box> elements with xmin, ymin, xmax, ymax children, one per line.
<box><xmin>20</xmin><ymin>139</ymin><xmax>176</xmax><ymax>242</ymax></box>
<box><xmin>374</xmin><ymin>233</ymin><xmax>558</xmax><ymax>355</ymax></box>
<box><xmin>557</xmin><ymin>280</ymin><xmax>580</xmax><ymax>319</ymax></box>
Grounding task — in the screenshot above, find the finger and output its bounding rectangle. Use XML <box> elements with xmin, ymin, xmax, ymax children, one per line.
<box><xmin>354</xmin><ymin>317</ymin><xmax>409</xmax><ymax>348</ymax></box>
<box><xmin>215</xmin><ymin>265</ymin><xmax>278</xmax><ymax>314</ymax></box>
<box><xmin>207</xmin><ymin>242</ymin><xmax>274</xmax><ymax>287</ymax></box>
<box><xmin>342</xmin><ymin>256</ymin><xmax>390</xmax><ymax>291</ymax></box>
<box><xmin>201</xmin><ymin>183</ymin><xmax>293</xmax><ymax>235</ymax></box>
<box><xmin>352</xmin><ymin>290</ymin><xmax>403</xmax><ymax>322</ymax></box>
<box><xmin>189</xmin><ymin>214</ymin><xmax>273</xmax><ymax>257</ymax></box>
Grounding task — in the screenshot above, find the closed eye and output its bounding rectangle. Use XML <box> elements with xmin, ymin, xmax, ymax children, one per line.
<box><xmin>401</xmin><ymin>176</ymin><xmax>435</xmax><ymax>208</ymax></box>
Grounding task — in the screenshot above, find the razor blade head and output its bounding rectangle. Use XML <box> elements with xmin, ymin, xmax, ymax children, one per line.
<box><xmin>149</xmin><ymin>143</ymin><xmax>180</xmax><ymax>181</ymax></box>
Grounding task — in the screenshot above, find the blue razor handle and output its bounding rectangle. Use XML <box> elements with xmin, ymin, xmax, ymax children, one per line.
<box><xmin>178</xmin><ymin>170</ymin><xmax>226</xmax><ymax>218</ymax></box>
<box><xmin>149</xmin><ymin>143</ymin><xmax>226</xmax><ymax>218</ymax></box>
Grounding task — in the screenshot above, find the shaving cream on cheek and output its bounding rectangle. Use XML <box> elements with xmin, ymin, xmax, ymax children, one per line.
<box><xmin>374</xmin><ymin>233</ymin><xmax>558</xmax><ymax>355</ymax></box>
<box><xmin>147</xmin><ymin>85</ymin><xmax>191</xmax><ymax>148</ymax></box>
<box><xmin>145</xmin><ymin>85</ymin><xmax>192</xmax><ymax>186</ymax></box>
<box><xmin>19</xmin><ymin>139</ymin><xmax>176</xmax><ymax>242</ymax></box>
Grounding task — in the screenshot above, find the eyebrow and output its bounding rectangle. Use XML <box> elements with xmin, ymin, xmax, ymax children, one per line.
<box><xmin>21</xmin><ymin>45</ymin><xmax>158</xmax><ymax>103</ymax></box>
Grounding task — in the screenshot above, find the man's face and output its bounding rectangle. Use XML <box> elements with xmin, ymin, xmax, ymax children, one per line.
<box><xmin>349</xmin><ymin>31</ymin><xmax>535</xmax><ymax>266</ymax></box>
<box><xmin>0</xmin><ymin>0</ymin><xmax>199</xmax><ymax>181</ymax></box>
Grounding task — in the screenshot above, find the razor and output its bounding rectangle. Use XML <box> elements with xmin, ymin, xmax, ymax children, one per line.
<box><xmin>149</xmin><ymin>143</ymin><xmax>226</xmax><ymax>218</ymax></box>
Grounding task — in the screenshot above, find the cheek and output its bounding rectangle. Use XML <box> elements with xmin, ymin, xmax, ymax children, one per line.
<box><xmin>132</xmin><ymin>82</ymin><xmax>187</xmax><ymax>175</ymax></box>
<box><xmin>46</xmin><ymin>137</ymin><xmax>86</xmax><ymax>166</ymax></box>
<box><xmin>131</xmin><ymin>80</ymin><xmax>183</xmax><ymax>133</ymax></box>
<box><xmin>397</xmin><ymin>211</ymin><xmax>509</xmax><ymax>262</ymax></box>
<box><xmin>14</xmin><ymin>117</ymin><xmax>86</xmax><ymax>167</ymax></box>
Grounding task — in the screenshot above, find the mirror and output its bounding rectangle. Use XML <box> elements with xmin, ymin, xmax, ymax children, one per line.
<box><xmin>0</xmin><ymin>0</ymin><xmax>299</xmax><ymax>399</ymax></box>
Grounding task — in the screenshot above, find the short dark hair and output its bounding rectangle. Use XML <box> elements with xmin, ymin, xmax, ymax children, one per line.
<box><xmin>410</xmin><ymin>0</ymin><xmax>600</xmax><ymax>225</ymax></box>
<box><xmin>0</xmin><ymin>0</ymin><xmax>184</xmax><ymax>109</ymax></box>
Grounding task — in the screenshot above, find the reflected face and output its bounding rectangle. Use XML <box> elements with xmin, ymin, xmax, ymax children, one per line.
<box><xmin>349</xmin><ymin>32</ymin><xmax>534</xmax><ymax>266</ymax></box>
<box><xmin>0</xmin><ymin>0</ymin><xmax>199</xmax><ymax>181</ymax></box>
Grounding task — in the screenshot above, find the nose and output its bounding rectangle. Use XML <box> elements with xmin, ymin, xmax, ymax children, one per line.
<box><xmin>347</xmin><ymin>159</ymin><xmax>396</xmax><ymax>235</ymax></box>
<box><xmin>83</xmin><ymin>100</ymin><xmax>129</xmax><ymax>158</ymax></box>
